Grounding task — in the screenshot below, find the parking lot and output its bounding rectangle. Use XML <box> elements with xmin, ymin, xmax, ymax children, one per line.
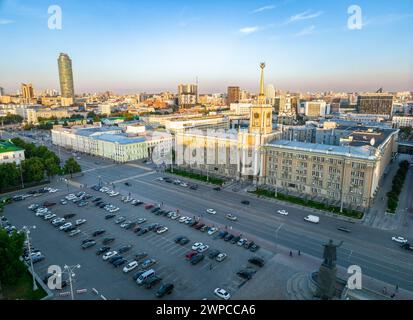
<box><xmin>3</xmin><ymin>183</ymin><xmax>274</xmax><ymax>300</ymax></box>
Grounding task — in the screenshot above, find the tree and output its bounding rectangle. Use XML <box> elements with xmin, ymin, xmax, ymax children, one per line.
<box><xmin>1</xmin><ymin>113</ymin><xmax>23</xmax><ymax>125</ymax></box>
<box><xmin>44</xmin><ymin>158</ymin><xmax>61</xmax><ymax>178</ymax></box>
<box><xmin>0</xmin><ymin>229</ymin><xmax>26</xmax><ymax>287</ymax></box>
<box><xmin>22</xmin><ymin>157</ymin><xmax>45</xmax><ymax>182</ymax></box>
<box><xmin>0</xmin><ymin>163</ymin><xmax>20</xmax><ymax>192</ymax></box>
<box><xmin>63</xmin><ymin>157</ymin><xmax>81</xmax><ymax>177</ymax></box>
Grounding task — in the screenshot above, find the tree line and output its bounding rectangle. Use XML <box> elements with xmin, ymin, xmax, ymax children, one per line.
<box><xmin>0</xmin><ymin>138</ymin><xmax>81</xmax><ymax>192</ymax></box>
<box><xmin>387</xmin><ymin>160</ymin><xmax>410</xmax><ymax>213</ymax></box>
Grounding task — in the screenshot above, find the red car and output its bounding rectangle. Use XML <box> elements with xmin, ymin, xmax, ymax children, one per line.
<box><xmin>43</xmin><ymin>201</ymin><xmax>57</xmax><ymax>207</ymax></box>
<box><xmin>185</xmin><ymin>251</ymin><xmax>198</xmax><ymax>260</ymax></box>
<box><xmin>145</xmin><ymin>204</ymin><xmax>155</xmax><ymax>210</ymax></box>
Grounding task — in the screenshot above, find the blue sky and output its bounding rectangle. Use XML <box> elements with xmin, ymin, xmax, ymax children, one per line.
<box><xmin>0</xmin><ymin>0</ymin><xmax>412</xmax><ymax>94</ymax></box>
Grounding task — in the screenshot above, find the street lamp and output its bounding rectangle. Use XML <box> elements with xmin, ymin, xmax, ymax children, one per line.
<box><xmin>63</xmin><ymin>264</ymin><xmax>81</xmax><ymax>300</ymax></box>
<box><xmin>22</xmin><ymin>225</ymin><xmax>37</xmax><ymax>291</ymax></box>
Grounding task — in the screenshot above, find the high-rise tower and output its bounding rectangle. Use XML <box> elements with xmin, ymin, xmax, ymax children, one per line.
<box><xmin>58</xmin><ymin>53</ymin><xmax>75</xmax><ymax>99</ymax></box>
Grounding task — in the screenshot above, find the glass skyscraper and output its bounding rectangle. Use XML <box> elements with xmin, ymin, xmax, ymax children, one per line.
<box><xmin>58</xmin><ymin>53</ymin><xmax>75</xmax><ymax>99</ymax></box>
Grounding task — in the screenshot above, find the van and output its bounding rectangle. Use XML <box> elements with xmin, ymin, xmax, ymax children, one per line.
<box><xmin>304</xmin><ymin>215</ymin><xmax>319</xmax><ymax>224</ymax></box>
<box><xmin>136</xmin><ymin>269</ymin><xmax>155</xmax><ymax>285</ymax></box>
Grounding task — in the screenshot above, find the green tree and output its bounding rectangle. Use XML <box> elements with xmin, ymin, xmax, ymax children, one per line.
<box><xmin>0</xmin><ymin>229</ymin><xmax>26</xmax><ymax>287</ymax></box>
<box><xmin>63</xmin><ymin>157</ymin><xmax>81</xmax><ymax>177</ymax></box>
<box><xmin>44</xmin><ymin>158</ymin><xmax>60</xmax><ymax>178</ymax></box>
<box><xmin>22</xmin><ymin>157</ymin><xmax>45</xmax><ymax>182</ymax></box>
<box><xmin>0</xmin><ymin>163</ymin><xmax>20</xmax><ymax>192</ymax></box>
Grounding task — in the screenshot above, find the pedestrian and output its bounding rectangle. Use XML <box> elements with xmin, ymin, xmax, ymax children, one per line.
<box><xmin>209</xmin><ymin>264</ymin><xmax>213</xmax><ymax>270</ymax></box>
<box><xmin>391</xmin><ymin>293</ymin><xmax>395</xmax><ymax>298</ymax></box>
<box><xmin>289</xmin><ymin>251</ymin><xmax>293</xmax><ymax>257</ymax></box>
<box><xmin>395</xmin><ymin>284</ymin><xmax>399</xmax><ymax>292</ymax></box>
<box><xmin>383</xmin><ymin>287</ymin><xmax>387</xmax><ymax>295</ymax></box>
<box><xmin>298</xmin><ymin>250</ymin><xmax>301</xmax><ymax>256</ymax></box>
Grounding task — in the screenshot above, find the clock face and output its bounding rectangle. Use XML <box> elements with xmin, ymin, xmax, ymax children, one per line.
<box><xmin>254</xmin><ymin>113</ymin><xmax>260</xmax><ymax>119</ymax></box>
<box><xmin>267</xmin><ymin>113</ymin><xmax>271</xmax><ymax>118</ymax></box>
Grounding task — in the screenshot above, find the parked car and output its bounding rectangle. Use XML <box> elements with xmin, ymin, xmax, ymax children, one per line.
<box><xmin>81</xmin><ymin>241</ymin><xmax>96</xmax><ymax>249</ymax></box>
<box><xmin>102</xmin><ymin>237</ymin><xmax>115</xmax><ymax>245</ymax></box>
<box><xmin>69</xmin><ymin>229</ymin><xmax>81</xmax><ymax>237</ymax></box>
<box><xmin>112</xmin><ymin>258</ymin><xmax>127</xmax><ymax>268</ymax></box>
<box><xmin>75</xmin><ymin>219</ymin><xmax>87</xmax><ymax>226</ymax></box>
<box><xmin>241</xmin><ymin>200</ymin><xmax>250</xmax><ymax>205</ymax></box>
<box><xmin>208</xmin><ymin>250</ymin><xmax>220</xmax><ymax>259</ymax></box>
<box><xmin>118</xmin><ymin>245</ymin><xmax>132</xmax><ymax>254</ymax></box>
<box><xmin>144</xmin><ymin>276</ymin><xmax>161</xmax><ymax>289</ymax></box>
<box><xmin>102</xmin><ymin>251</ymin><xmax>118</xmax><ymax>261</ymax></box>
<box><xmin>141</xmin><ymin>258</ymin><xmax>157</xmax><ymax>269</ymax></box>
<box><xmin>63</xmin><ymin>213</ymin><xmax>76</xmax><ymax>219</ymax></box>
<box><xmin>248</xmin><ymin>257</ymin><xmax>264</xmax><ymax>267</ymax></box>
<box><xmin>190</xmin><ymin>253</ymin><xmax>205</xmax><ymax>265</ymax></box>
<box><xmin>156</xmin><ymin>283</ymin><xmax>174</xmax><ymax>297</ymax></box>
<box><xmin>134</xmin><ymin>252</ymin><xmax>148</xmax><ymax>261</ymax></box>
<box><xmin>123</xmin><ymin>261</ymin><xmax>139</xmax><ymax>273</ymax></box>
<box><xmin>92</xmin><ymin>229</ymin><xmax>106</xmax><ymax>237</ymax></box>
<box><xmin>216</xmin><ymin>253</ymin><xmax>227</xmax><ymax>262</ymax></box>
<box><xmin>277</xmin><ymin>209</ymin><xmax>289</xmax><ymax>216</ymax></box>
<box><xmin>96</xmin><ymin>246</ymin><xmax>111</xmax><ymax>255</ymax></box>
<box><xmin>105</xmin><ymin>213</ymin><xmax>116</xmax><ymax>219</ymax></box>
<box><xmin>214</xmin><ymin>288</ymin><xmax>230</xmax><ymax>300</ymax></box>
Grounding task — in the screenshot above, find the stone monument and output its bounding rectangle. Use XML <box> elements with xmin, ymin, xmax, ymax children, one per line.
<box><xmin>315</xmin><ymin>239</ymin><xmax>343</xmax><ymax>299</ymax></box>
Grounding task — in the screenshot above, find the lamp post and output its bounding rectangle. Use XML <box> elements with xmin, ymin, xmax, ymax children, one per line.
<box><xmin>63</xmin><ymin>264</ymin><xmax>81</xmax><ymax>300</ymax></box>
<box><xmin>22</xmin><ymin>225</ymin><xmax>37</xmax><ymax>291</ymax></box>
<box><xmin>19</xmin><ymin>162</ymin><xmax>25</xmax><ymax>189</ymax></box>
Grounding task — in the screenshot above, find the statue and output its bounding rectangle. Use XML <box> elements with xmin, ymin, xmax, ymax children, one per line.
<box><xmin>322</xmin><ymin>239</ymin><xmax>343</xmax><ymax>268</ymax></box>
<box><xmin>315</xmin><ymin>239</ymin><xmax>344</xmax><ymax>299</ymax></box>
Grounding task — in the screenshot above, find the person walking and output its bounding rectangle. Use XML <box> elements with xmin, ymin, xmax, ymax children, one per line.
<box><xmin>289</xmin><ymin>251</ymin><xmax>293</xmax><ymax>257</ymax></box>
<box><xmin>298</xmin><ymin>250</ymin><xmax>301</xmax><ymax>256</ymax></box>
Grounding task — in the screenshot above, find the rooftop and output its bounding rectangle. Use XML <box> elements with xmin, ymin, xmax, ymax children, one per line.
<box><xmin>266</xmin><ymin>140</ymin><xmax>377</xmax><ymax>160</ymax></box>
<box><xmin>0</xmin><ymin>140</ymin><xmax>24</xmax><ymax>154</ymax></box>
<box><xmin>95</xmin><ymin>133</ymin><xmax>146</xmax><ymax>144</ymax></box>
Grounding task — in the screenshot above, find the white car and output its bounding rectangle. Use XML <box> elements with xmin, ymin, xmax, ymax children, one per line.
<box><xmin>179</xmin><ymin>216</ymin><xmax>189</xmax><ymax>223</ymax></box>
<box><xmin>75</xmin><ymin>219</ymin><xmax>86</xmax><ymax>226</ymax></box>
<box><xmin>180</xmin><ymin>183</ymin><xmax>188</xmax><ymax>187</ymax></box>
<box><xmin>100</xmin><ymin>187</ymin><xmax>109</xmax><ymax>192</ymax></box>
<box><xmin>171</xmin><ymin>213</ymin><xmax>180</xmax><ymax>220</ymax></box>
<box><xmin>197</xmin><ymin>244</ymin><xmax>209</xmax><ymax>253</ymax></box>
<box><xmin>51</xmin><ymin>217</ymin><xmax>64</xmax><ymax>224</ymax></box>
<box><xmin>392</xmin><ymin>236</ymin><xmax>408</xmax><ymax>244</ymax></box>
<box><xmin>192</xmin><ymin>242</ymin><xmax>203</xmax><ymax>251</ymax></box>
<box><xmin>102</xmin><ymin>251</ymin><xmax>118</xmax><ymax>261</ymax></box>
<box><xmin>226</xmin><ymin>214</ymin><xmax>238</xmax><ymax>221</ymax></box>
<box><xmin>237</xmin><ymin>238</ymin><xmax>247</xmax><ymax>246</ymax></box>
<box><xmin>109</xmin><ymin>207</ymin><xmax>119</xmax><ymax>213</ymax></box>
<box><xmin>69</xmin><ymin>229</ymin><xmax>81</xmax><ymax>237</ymax></box>
<box><xmin>206</xmin><ymin>209</ymin><xmax>216</xmax><ymax>215</ymax></box>
<box><xmin>36</xmin><ymin>210</ymin><xmax>49</xmax><ymax>217</ymax></box>
<box><xmin>59</xmin><ymin>222</ymin><xmax>73</xmax><ymax>231</ymax></box>
<box><xmin>120</xmin><ymin>221</ymin><xmax>131</xmax><ymax>228</ymax></box>
<box><xmin>60</xmin><ymin>200</ymin><xmax>68</xmax><ymax>205</ymax></box>
<box><xmin>28</xmin><ymin>204</ymin><xmax>38</xmax><ymax>210</ymax></box>
<box><xmin>49</xmin><ymin>188</ymin><xmax>58</xmax><ymax>193</ymax></box>
<box><xmin>157</xmin><ymin>227</ymin><xmax>168</xmax><ymax>234</ymax></box>
<box><xmin>277</xmin><ymin>209</ymin><xmax>289</xmax><ymax>216</ymax></box>
<box><xmin>207</xmin><ymin>227</ymin><xmax>218</xmax><ymax>236</ymax></box>
<box><xmin>216</xmin><ymin>253</ymin><xmax>227</xmax><ymax>262</ymax></box>
<box><xmin>214</xmin><ymin>288</ymin><xmax>231</xmax><ymax>300</ymax></box>
<box><xmin>123</xmin><ymin>261</ymin><xmax>139</xmax><ymax>273</ymax></box>
<box><xmin>109</xmin><ymin>191</ymin><xmax>119</xmax><ymax>197</ymax></box>
<box><xmin>44</xmin><ymin>213</ymin><xmax>56</xmax><ymax>220</ymax></box>
<box><xmin>123</xmin><ymin>197</ymin><xmax>132</xmax><ymax>203</ymax></box>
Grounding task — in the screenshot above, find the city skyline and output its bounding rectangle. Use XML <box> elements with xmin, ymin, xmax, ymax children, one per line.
<box><xmin>0</xmin><ymin>0</ymin><xmax>412</xmax><ymax>94</ymax></box>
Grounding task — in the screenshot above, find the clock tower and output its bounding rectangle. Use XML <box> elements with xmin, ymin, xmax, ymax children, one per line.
<box><xmin>249</xmin><ymin>63</ymin><xmax>273</xmax><ymax>135</ymax></box>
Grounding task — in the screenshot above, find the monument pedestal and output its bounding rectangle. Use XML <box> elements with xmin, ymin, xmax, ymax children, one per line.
<box><xmin>315</xmin><ymin>264</ymin><xmax>337</xmax><ymax>300</ymax></box>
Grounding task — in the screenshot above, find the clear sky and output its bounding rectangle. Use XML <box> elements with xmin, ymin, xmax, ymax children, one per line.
<box><xmin>0</xmin><ymin>0</ymin><xmax>412</xmax><ymax>94</ymax></box>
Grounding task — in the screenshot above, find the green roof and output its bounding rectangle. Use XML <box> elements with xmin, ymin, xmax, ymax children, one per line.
<box><xmin>0</xmin><ymin>140</ymin><xmax>24</xmax><ymax>154</ymax></box>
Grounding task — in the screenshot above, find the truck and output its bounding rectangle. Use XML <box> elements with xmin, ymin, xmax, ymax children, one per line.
<box><xmin>401</xmin><ymin>243</ymin><xmax>413</xmax><ymax>251</ymax></box>
<box><xmin>304</xmin><ymin>215</ymin><xmax>320</xmax><ymax>224</ymax></box>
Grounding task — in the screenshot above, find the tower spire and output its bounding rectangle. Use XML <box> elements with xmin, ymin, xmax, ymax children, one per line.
<box><xmin>258</xmin><ymin>62</ymin><xmax>266</xmax><ymax>104</ymax></box>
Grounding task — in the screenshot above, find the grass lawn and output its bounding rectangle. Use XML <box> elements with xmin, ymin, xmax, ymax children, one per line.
<box><xmin>2</xmin><ymin>271</ymin><xmax>47</xmax><ymax>300</ymax></box>
<box><xmin>166</xmin><ymin>168</ymin><xmax>225</xmax><ymax>185</ymax></box>
<box><xmin>251</xmin><ymin>188</ymin><xmax>364</xmax><ymax>219</ymax></box>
